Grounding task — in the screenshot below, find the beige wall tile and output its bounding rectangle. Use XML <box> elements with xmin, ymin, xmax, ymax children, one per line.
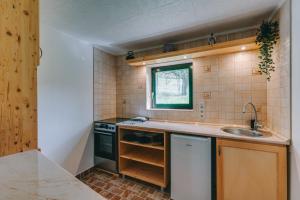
<box><xmin>94</xmin><ymin>48</ymin><xmax>117</xmax><ymax>120</ymax></box>
<box><xmin>266</xmin><ymin>0</ymin><xmax>291</xmax><ymax>138</ymax></box>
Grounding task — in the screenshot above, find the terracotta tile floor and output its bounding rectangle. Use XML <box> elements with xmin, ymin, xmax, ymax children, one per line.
<box><xmin>78</xmin><ymin>168</ymin><xmax>170</xmax><ymax>200</ymax></box>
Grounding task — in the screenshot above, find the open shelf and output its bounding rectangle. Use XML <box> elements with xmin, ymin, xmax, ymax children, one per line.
<box><xmin>120</xmin><ymin>140</ymin><xmax>164</xmax><ymax>151</ymax></box>
<box><xmin>120</xmin><ymin>148</ymin><xmax>164</xmax><ymax>168</ymax></box>
<box><xmin>118</xmin><ymin>127</ymin><xmax>169</xmax><ymax>188</ymax></box>
<box><xmin>120</xmin><ymin>160</ymin><xmax>165</xmax><ymax>187</ymax></box>
<box><xmin>127</xmin><ymin>37</ymin><xmax>258</xmax><ymax>66</ymax></box>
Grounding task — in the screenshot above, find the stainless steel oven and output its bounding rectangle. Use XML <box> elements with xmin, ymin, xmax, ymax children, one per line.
<box><xmin>94</xmin><ymin>118</ymin><xmax>128</xmax><ymax>173</ymax></box>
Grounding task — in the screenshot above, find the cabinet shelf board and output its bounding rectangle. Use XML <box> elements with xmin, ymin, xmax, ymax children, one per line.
<box><xmin>120</xmin><ymin>140</ymin><xmax>164</xmax><ymax>151</ymax></box>
<box><xmin>120</xmin><ymin>150</ymin><xmax>164</xmax><ymax>168</ymax></box>
<box><xmin>120</xmin><ymin>162</ymin><xmax>165</xmax><ymax>187</ymax></box>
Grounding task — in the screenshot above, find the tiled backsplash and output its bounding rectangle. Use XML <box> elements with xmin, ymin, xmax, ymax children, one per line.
<box><xmin>94</xmin><ymin>48</ymin><xmax>117</xmax><ymax>120</ymax></box>
<box><xmin>267</xmin><ymin>0</ymin><xmax>291</xmax><ymax>138</ymax></box>
<box><xmin>267</xmin><ymin>41</ymin><xmax>290</xmax><ymax>138</ymax></box>
<box><xmin>116</xmin><ymin>50</ymin><xmax>267</xmax><ymax>126</ymax></box>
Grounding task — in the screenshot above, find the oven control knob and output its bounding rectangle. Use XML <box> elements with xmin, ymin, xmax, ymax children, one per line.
<box><xmin>100</xmin><ymin>124</ymin><xmax>108</xmax><ymax>129</ymax></box>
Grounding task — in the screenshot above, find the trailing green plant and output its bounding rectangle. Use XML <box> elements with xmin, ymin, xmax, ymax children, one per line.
<box><xmin>256</xmin><ymin>20</ymin><xmax>280</xmax><ymax>81</ymax></box>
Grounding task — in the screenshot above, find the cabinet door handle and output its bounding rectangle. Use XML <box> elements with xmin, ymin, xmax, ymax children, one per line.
<box><xmin>218</xmin><ymin>146</ymin><xmax>221</xmax><ymax>156</ymax></box>
<box><xmin>40</xmin><ymin>48</ymin><xmax>42</xmax><ymax>58</ymax></box>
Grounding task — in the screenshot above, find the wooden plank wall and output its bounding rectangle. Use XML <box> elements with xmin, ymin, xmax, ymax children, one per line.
<box><xmin>0</xmin><ymin>0</ymin><xmax>39</xmax><ymax>156</ymax></box>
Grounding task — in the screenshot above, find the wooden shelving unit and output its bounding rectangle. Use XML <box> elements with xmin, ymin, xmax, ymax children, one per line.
<box><xmin>118</xmin><ymin>127</ymin><xmax>169</xmax><ymax>189</ymax></box>
<box><xmin>127</xmin><ymin>37</ymin><xmax>258</xmax><ymax>66</ymax></box>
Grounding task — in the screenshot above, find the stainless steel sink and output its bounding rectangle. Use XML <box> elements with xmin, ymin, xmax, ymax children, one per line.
<box><xmin>221</xmin><ymin>127</ymin><xmax>272</xmax><ymax>138</ymax></box>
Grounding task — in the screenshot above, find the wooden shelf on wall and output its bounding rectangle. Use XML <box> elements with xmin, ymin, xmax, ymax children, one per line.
<box><xmin>127</xmin><ymin>36</ymin><xmax>258</xmax><ymax>66</ymax></box>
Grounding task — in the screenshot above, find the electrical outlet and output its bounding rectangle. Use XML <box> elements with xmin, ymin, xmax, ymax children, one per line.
<box><xmin>201</xmin><ymin>92</ymin><xmax>211</xmax><ymax>99</ymax></box>
<box><xmin>203</xmin><ymin>65</ymin><xmax>211</xmax><ymax>73</ymax></box>
<box><xmin>252</xmin><ymin>67</ymin><xmax>262</xmax><ymax>75</ymax></box>
<box><xmin>199</xmin><ymin>102</ymin><xmax>206</xmax><ymax>119</ymax></box>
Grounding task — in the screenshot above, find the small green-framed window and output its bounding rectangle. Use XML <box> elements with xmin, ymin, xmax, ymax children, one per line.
<box><xmin>151</xmin><ymin>63</ymin><xmax>193</xmax><ymax>109</ymax></box>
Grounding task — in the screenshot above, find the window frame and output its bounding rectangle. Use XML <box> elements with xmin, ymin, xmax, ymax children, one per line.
<box><xmin>151</xmin><ymin>63</ymin><xmax>193</xmax><ymax>110</ymax></box>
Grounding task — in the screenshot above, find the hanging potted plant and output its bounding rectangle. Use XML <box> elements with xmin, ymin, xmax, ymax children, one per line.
<box><xmin>256</xmin><ymin>20</ymin><xmax>280</xmax><ymax>81</ymax></box>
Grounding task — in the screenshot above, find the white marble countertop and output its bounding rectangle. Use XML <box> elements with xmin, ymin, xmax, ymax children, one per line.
<box><xmin>117</xmin><ymin>120</ymin><xmax>290</xmax><ymax>145</ymax></box>
<box><xmin>0</xmin><ymin>150</ymin><xmax>106</xmax><ymax>200</ymax></box>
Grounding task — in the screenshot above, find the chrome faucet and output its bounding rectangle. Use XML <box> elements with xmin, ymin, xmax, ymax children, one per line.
<box><xmin>242</xmin><ymin>102</ymin><xmax>262</xmax><ymax>131</ymax></box>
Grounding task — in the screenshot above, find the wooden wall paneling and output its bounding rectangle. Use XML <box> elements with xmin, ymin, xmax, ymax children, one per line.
<box><xmin>0</xmin><ymin>0</ymin><xmax>39</xmax><ymax>156</ymax></box>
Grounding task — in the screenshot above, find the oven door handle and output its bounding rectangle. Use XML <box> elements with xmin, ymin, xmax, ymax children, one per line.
<box><xmin>94</xmin><ymin>131</ymin><xmax>114</xmax><ymax>136</ymax></box>
<box><xmin>95</xmin><ymin>128</ymin><xmax>115</xmax><ymax>132</ymax></box>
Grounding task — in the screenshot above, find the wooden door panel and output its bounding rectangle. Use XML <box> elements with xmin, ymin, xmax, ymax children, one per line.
<box><xmin>217</xmin><ymin>139</ymin><xmax>287</xmax><ymax>200</ymax></box>
<box><xmin>0</xmin><ymin>0</ymin><xmax>39</xmax><ymax>156</ymax></box>
<box><xmin>222</xmin><ymin>147</ymin><xmax>277</xmax><ymax>200</ymax></box>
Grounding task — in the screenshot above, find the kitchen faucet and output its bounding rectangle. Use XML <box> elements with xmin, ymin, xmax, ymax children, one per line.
<box><xmin>242</xmin><ymin>102</ymin><xmax>262</xmax><ymax>131</ymax></box>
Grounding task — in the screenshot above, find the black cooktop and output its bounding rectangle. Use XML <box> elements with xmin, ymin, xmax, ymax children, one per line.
<box><xmin>95</xmin><ymin>118</ymin><xmax>129</xmax><ymax>124</ymax></box>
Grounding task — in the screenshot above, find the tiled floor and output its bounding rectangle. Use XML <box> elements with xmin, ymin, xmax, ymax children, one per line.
<box><xmin>78</xmin><ymin>168</ymin><xmax>170</xmax><ymax>200</ymax></box>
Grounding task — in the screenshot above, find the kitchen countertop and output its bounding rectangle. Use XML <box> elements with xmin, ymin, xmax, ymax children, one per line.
<box><xmin>117</xmin><ymin>120</ymin><xmax>290</xmax><ymax>145</ymax></box>
<box><xmin>0</xmin><ymin>150</ymin><xmax>105</xmax><ymax>200</ymax></box>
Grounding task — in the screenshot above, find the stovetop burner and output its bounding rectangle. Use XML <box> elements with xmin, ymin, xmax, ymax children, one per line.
<box><xmin>95</xmin><ymin>118</ymin><xmax>129</xmax><ymax>124</ymax></box>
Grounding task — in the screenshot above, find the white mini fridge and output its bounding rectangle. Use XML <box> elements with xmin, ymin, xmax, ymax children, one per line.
<box><xmin>171</xmin><ymin>134</ymin><xmax>212</xmax><ymax>200</ymax></box>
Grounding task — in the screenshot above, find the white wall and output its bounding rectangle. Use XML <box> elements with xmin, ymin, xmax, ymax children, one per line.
<box><xmin>38</xmin><ymin>24</ymin><xmax>94</xmax><ymax>175</ymax></box>
<box><xmin>291</xmin><ymin>0</ymin><xmax>300</xmax><ymax>199</ymax></box>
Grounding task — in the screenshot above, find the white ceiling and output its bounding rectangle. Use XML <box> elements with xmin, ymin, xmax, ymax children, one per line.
<box><xmin>41</xmin><ymin>0</ymin><xmax>283</xmax><ymax>55</ymax></box>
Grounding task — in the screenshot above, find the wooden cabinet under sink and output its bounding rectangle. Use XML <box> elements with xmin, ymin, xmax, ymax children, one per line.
<box><xmin>216</xmin><ymin>139</ymin><xmax>287</xmax><ymax>200</ymax></box>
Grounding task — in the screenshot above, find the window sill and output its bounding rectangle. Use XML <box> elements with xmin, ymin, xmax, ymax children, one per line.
<box><xmin>147</xmin><ymin>108</ymin><xmax>194</xmax><ymax>112</ymax></box>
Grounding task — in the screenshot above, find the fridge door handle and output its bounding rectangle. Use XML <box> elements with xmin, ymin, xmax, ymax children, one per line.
<box><xmin>218</xmin><ymin>146</ymin><xmax>222</xmax><ymax>156</ymax></box>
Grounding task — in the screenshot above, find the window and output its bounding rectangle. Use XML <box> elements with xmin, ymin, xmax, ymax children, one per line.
<box><xmin>151</xmin><ymin>63</ymin><xmax>193</xmax><ymax>109</ymax></box>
